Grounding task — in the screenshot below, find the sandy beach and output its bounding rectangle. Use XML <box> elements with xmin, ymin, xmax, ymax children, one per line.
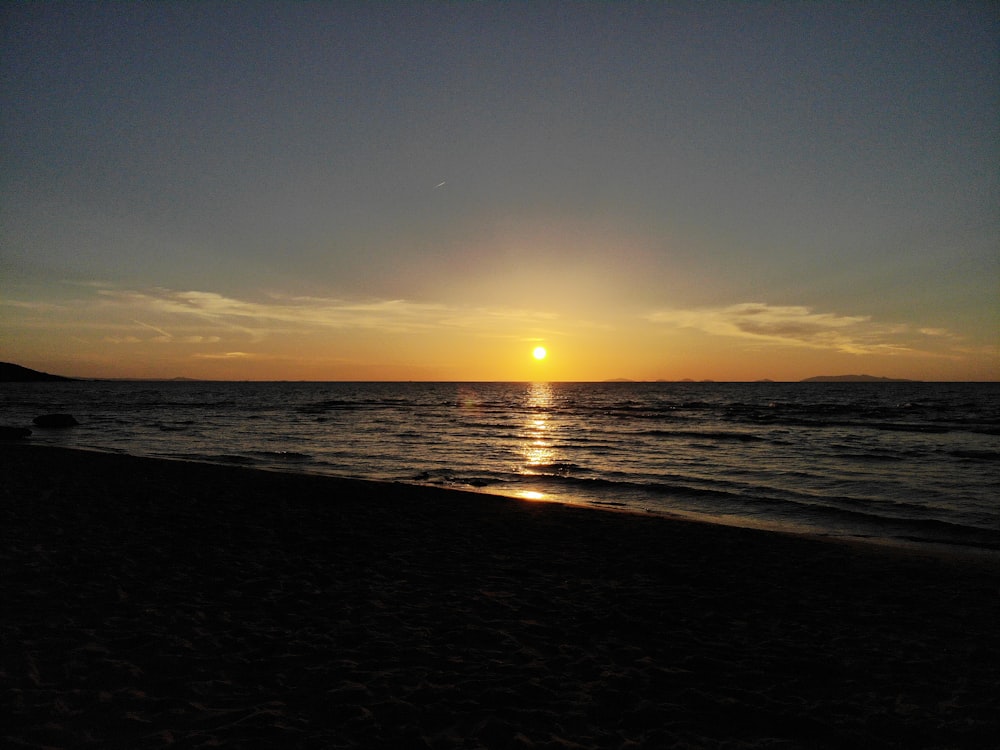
<box><xmin>3</xmin><ymin>444</ymin><xmax>998</xmax><ymax>749</ymax></box>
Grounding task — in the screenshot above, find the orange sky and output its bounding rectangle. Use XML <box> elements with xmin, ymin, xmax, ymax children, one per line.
<box><xmin>2</xmin><ymin>3</ymin><xmax>998</xmax><ymax>381</ymax></box>
<box><xmin>4</xmin><ymin>283</ymin><xmax>996</xmax><ymax>381</ymax></box>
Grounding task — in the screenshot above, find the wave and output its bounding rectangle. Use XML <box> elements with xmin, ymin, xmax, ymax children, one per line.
<box><xmin>172</xmin><ymin>453</ymin><xmax>259</xmax><ymax>466</ymax></box>
<box><xmin>949</xmin><ymin>449</ymin><xmax>1000</xmax><ymax>462</ymax></box>
<box><xmin>297</xmin><ymin>400</ymin><xmax>364</xmax><ymax>413</ymax></box>
<box><xmin>492</xmin><ymin>471</ymin><xmax>1000</xmax><ymax>549</ymax></box>
<box><xmin>252</xmin><ymin>450</ymin><xmax>315</xmax><ymax>463</ymax></box>
<box><xmin>513</xmin><ymin>472</ymin><xmax>747</xmax><ymax>503</ymax></box>
<box><xmin>6</xmin><ymin>380</ymin><xmax>998</xmax><ymax>554</ymax></box>
<box><xmin>830</xmin><ymin>451</ymin><xmax>905</xmax><ymax>462</ymax></box>
<box><xmin>639</xmin><ymin>429</ymin><xmax>765</xmax><ymax>442</ymax></box>
<box><xmin>296</xmin><ymin>397</ymin><xmax>414</xmax><ymax>414</ymax></box>
<box><xmin>522</xmin><ymin>462</ymin><xmax>592</xmax><ymax>476</ymax></box>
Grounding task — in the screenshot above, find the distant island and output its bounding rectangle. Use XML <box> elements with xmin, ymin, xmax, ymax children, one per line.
<box><xmin>2</xmin><ymin>362</ymin><xmax>919</xmax><ymax>384</ymax></box>
<box><xmin>0</xmin><ymin>362</ymin><xmax>75</xmax><ymax>382</ymax></box>
<box><xmin>799</xmin><ymin>375</ymin><xmax>916</xmax><ymax>383</ymax></box>
<box><xmin>608</xmin><ymin>375</ymin><xmax>918</xmax><ymax>383</ymax></box>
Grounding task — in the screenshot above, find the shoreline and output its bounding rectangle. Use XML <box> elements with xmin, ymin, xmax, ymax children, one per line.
<box><xmin>22</xmin><ymin>441</ymin><xmax>1000</xmax><ymax>560</ymax></box>
<box><xmin>4</xmin><ymin>444</ymin><xmax>999</xmax><ymax>748</ymax></box>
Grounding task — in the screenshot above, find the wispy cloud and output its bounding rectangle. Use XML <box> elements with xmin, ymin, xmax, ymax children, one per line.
<box><xmin>0</xmin><ymin>299</ymin><xmax>67</xmax><ymax>312</ymax></box>
<box><xmin>648</xmin><ymin>302</ymin><xmax>953</xmax><ymax>356</ymax></box>
<box><xmin>191</xmin><ymin>351</ymin><xmax>255</xmax><ymax>360</ymax></box>
<box><xmin>3</xmin><ymin>283</ymin><xmax>579</xmax><ymax>353</ymax></box>
<box><xmin>102</xmin><ymin>335</ymin><xmax>143</xmax><ymax>344</ymax></box>
<box><xmin>91</xmin><ymin>286</ymin><xmax>560</xmax><ymax>339</ymax></box>
<box><xmin>132</xmin><ymin>319</ymin><xmax>172</xmax><ymax>339</ymax></box>
<box><xmin>127</xmin><ymin>319</ymin><xmax>221</xmax><ymax>344</ymax></box>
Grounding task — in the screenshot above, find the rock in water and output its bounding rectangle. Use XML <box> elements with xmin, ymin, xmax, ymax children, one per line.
<box><xmin>32</xmin><ymin>414</ymin><xmax>79</xmax><ymax>428</ymax></box>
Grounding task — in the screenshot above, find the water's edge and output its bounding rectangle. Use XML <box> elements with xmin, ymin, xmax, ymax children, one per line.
<box><xmin>5</xmin><ymin>381</ymin><xmax>998</xmax><ymax>556</ymax></box>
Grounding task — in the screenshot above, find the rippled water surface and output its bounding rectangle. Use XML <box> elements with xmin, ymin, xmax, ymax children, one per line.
<box><xmin>4</xmin><ymin>380</ymin><xmax>998</xmax><ymax>552</ymax></box>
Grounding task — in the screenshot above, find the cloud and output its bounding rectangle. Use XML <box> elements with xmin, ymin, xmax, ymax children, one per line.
<box><xmin>132</xmin><ymin>319</ymin><xmax>173</xmax><ymax>338</ymax></box>
<box><xmin>95</xmin><ymin>286</ymin><xmax>558</xmax><ymax>337</ymax></box>
<box><xmin>648</xmin><ymin>302</ymin><xmax>947</xmax><ymax>356</ymax></box>
<box><xmin>103</xmin><ymin>335</ymin><xmax>143</xmax><ymax>344</ymax></box>
<box><xmin>0</xmin><ymin>299</ymin><xmax>66</xmax><ymax>312</ymax></box>
<box><xmin>97</xmin><ymin>319</ymin><xmax>220</xmax><ymax>345</ymax></box>
<box><xmin>103</xmin><ymin>332</ymin><xmax>221</xmax><ymax>345</ymax></box>
<box><xmin>192</xmin><ymin>351</ymin><xmax>255</xmax><ymax>360</ymax></box>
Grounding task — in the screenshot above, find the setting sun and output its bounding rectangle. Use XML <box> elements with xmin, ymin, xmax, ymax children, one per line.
<box><xmin>533</xmin><ymin>346</ymin><xmax>547</xmax><ymax>361</ymax></box>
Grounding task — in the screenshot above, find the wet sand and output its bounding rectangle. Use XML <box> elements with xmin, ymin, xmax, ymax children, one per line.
<box><xmin>3</xmin><ymin>444</ymin><xmax>998</xmax><ymax>749</ymax></box>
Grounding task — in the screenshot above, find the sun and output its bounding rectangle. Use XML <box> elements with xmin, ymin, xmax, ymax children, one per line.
<box><xmin>533</xmin><ymin>346</ymin><xmax>547</xmax><ymax>361</ymax></box>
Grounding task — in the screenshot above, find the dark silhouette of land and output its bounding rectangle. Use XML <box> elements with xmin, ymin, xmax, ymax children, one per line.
<box><xmin>2</xmin><ymin>361</ymin><xmax>919</xmax><ymax>384</ymax></box>
<box><xmin>0</xmin><ymin>362</ymin><xmax>74</xmax><ymax>382</ymax></box>
<box><xmin>800</xmin><ymin>374</ymin><xmax>916</xmax><ymax>382</ymax></box>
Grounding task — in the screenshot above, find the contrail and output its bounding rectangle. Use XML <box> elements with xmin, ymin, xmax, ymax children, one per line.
<box><xmin>133</xmin><ymin>319</ymin><xmax>172</xmax><ymax>339</ymax></box>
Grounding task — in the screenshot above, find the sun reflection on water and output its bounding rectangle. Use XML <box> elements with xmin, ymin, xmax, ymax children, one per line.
<box><xmin>517</xmin><ymin>490</ymin><xmax>546</xmax><ymax>501</ymax></box>
<box><xmin>518</xmin><ymin>383</ymin><xmax>558</xmax><ymax>500</ymax></box>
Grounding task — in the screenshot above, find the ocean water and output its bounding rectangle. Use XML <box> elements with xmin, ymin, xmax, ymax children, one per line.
<box><xmin>3</xmin><ymin>380</ymin><xmax>999</xmax><ymax>553</ymax></box>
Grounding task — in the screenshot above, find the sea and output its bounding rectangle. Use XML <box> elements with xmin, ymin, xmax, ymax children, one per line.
<box><xmin>4</xmin><ymin>380</ymin><xmax>999</xmax><ymax>554</ymax></box>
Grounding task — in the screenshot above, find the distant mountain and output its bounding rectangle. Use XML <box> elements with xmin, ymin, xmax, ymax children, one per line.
<box><xmin>0</xmin><ymin>362</ymin><xmax>75</xmax><ymax>382</ymax></box>
<box><xmin>800</xmin><ymin>374</ymin><xmax>916</xmax><ymax>383</ymax></box>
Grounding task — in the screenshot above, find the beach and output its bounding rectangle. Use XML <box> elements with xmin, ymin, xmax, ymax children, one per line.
<box><xmin>3</xmin><ymin>444</ymin><xmax>998</xmax><ymax>749</ymax></box>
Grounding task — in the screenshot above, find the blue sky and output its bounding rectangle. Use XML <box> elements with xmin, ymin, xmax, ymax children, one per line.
<box><xmin>2</xmin><ymin>1</ymin><xmax>997</xmax><ymax>380</ymax></box>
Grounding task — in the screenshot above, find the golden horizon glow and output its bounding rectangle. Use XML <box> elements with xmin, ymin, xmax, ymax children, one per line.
<box><xmin>1</xmin><ymin>283</ymin><xmax>997</xmax><ymax>382</ymax></box>
<box><xmin>2</xmin><ymin>6</ymin><xmax>997</xmax><ymax>385</ymax></box>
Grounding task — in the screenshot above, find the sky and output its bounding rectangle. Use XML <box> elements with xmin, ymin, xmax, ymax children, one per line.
<box><xmin>2</xmin><ymin>1</ymin><xmax>997</xmax><ymax>381</ymax></box>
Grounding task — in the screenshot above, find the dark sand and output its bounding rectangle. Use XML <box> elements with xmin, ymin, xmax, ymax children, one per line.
<box><xmin>3</xmin><ymin>445</ymin><xmax>998</xmax><ymax>749</ymax></box>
